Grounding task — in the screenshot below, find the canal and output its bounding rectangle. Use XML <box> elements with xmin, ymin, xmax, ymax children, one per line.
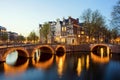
<box><xmin>0</xmin><ymin>51</ymin><xmax>120</xmax><ymax>80</ymax></box>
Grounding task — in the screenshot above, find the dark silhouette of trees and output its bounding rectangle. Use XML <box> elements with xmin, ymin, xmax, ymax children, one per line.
<box><xmin>111</xmin><ymin>0</ymin><xmax>120</xmax><ymax>32</ymax></box>
<box><xmin>27</xmin><ymin>31</ymin><xmax>39</xmax><ymax>43</ymax></box>
<box><xmin>80</xmin><ymin>9</ymin><xmax>108</xmax><ymax>43</ymax></box>
<box><xmin>40</xmin><ymin>22</ymin><xmax>50</xmax><ymax>43</ymax></box>
<box><xmin>17</xmin><ymin>34</ymin><xmax>25</xmax><ymax>43</ymax></box>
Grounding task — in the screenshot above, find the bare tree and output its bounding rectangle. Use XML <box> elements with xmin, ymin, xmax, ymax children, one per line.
<box><xmin>111</xmin><ymin>0</ymin><xmax>120</xmax><ymax>33</ymax></box>
<box><xmin>81</xmin><ymin>9</ymin><xmax>107</xmax><ymax>43</ymax></box>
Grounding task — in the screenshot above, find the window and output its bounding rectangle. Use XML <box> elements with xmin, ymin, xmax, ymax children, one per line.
<box><xmin>62</xmin><ymin>27</ymin><xmax>66</xmax><ymax>32</ymax></box>
<box><xmin>72</xmin><ymin>39</ymin><xmax>74</xmax><ymax>44</ymax></box>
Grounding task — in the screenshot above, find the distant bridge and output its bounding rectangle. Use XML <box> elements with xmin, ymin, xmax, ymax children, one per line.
<box><xmin>0</xmin><ymin>43</ymin><xmax>119</xmax><ymax>62</ymax></box>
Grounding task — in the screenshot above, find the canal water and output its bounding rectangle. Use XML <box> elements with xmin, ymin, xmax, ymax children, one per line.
<box><xmin>0</xmin><ymin>52</ymin><xmax>120</xmax><ymax>80</ymax></box>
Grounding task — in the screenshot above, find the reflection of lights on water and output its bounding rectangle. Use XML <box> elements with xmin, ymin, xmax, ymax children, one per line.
<box><xmin>86</xmin><ymin>55</ymin><xmax>89</xmax><ymax>70</ymax></box>
<box><xmin>76</xmin><ymin>58</ymin><xmax>82</xmax><ymax>77</ymax></box>
<box><xmin>6</xmin><ymin>51</ymin><xmax>18</xmax><ymax>65</ymax></box>
<box><xmin>81</xmin><ymin>56</ymin><xmax>84</xmax><ymax>67</ymax></box>
<box><xmin>56</xmin><ymin>54</ymin><xmax>66</xmax><ymax>77</ymax></box>
<box><xmin>91</xmin><ymin>52</ymin><xmax>109</xmax><ymax>63</ymax></box>
<box><xmin>58</xmin><ymin>58</ymin><xmax>63</xmax><ymax>77</ymax></box>
<box><xmin>32</xmin><ymin>55</ymin><xmax>54</xmax><ymax>69</ymax></box>
<box><xmin>110</xmin><ymin>54</ymin><xmax>112</xmax><ymax>58</ymax></box>
<box><xmin>4</xmin><ymin>59</ymin><xmax>29</xmax><ymax>76</ymax></box>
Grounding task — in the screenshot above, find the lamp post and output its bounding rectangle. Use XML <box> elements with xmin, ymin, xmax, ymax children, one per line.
<box><xmin>39</xmin><ymin>24</ymin><xmax>42</xmax><ymax>44</ymax></box>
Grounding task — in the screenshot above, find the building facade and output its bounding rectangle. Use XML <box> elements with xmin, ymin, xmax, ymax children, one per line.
<box><xmin>0</xmin><ymin>26</ymin><xmax>7</xmax><ymax>43</ymax></box>
<box><xmin>0</xmin><ymin>25</ymin><xmax>19</xmax><ymax>44</ymax></box>
<box><xmin>40</xmin><ymin>17</ymin><xmax>86</xmax><ymax>45</ymax></box>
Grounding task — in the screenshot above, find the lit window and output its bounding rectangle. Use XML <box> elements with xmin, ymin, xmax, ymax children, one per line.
<box><xmin>62</xmin><ymin>27</ymin><xmax>66</xmax><ymax>32</ymax></box>
<box><xmin>81</xmin><ymin>31</ymin><xmax>84</xmax><ymax>35</ymax></box>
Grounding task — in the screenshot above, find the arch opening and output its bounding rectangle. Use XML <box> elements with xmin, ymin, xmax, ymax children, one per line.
<box><xmin>56</xmin><ymin>47</ymin><xmax>65</xmax><ymax>56</ymax></box>
<box><xmin>33</xmin><ymin>47</ymin><xmax>53</xmax><ymax>62</ymax></box>
<box><xmin>5</xmin><ymin>49</ymin><xmax>28</xmax><ymax>66</ymax></box>
<box><xmin>92</xmin><ymin>45</ymin><xmax>110</xmax><ymax>57</ymax></box>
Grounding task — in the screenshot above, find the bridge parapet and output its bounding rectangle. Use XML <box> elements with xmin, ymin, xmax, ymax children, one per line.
<box><xmin>110</xmin><ymin>45</ymin><xmax>120</xmax><ymax>53</ymax></box>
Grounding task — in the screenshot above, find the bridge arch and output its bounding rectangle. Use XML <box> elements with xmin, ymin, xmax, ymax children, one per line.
<box><xmin>55</xmin><ymin>45</ymin><xmax>66</xmax><ymax>53</ymax></box>
<box><xmin>90</xmin><ymin>44</ymin><xmax>111</xmax><ymax>57</ymax></box>
<box><xmin>31</xmin><ymin>45</ymin><xmax>54</xmax><ymax>57</ymax></box>
<box><xmin>3</xmin><ymin>47</ymin><xmax>29</xmax><ymax>61</ymax></box>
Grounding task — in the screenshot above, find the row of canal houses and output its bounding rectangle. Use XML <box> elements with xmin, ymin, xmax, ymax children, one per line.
<box><xmin>0</xmin><ymin>26</ymin><xmax>18</xmax><ymax>43</ymax></box>
<box><xmin>40</xmin><ymin>17</ymin><xmax>86</xmax><ymax>45</ymax></box>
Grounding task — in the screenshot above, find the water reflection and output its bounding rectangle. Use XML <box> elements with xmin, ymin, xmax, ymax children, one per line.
<box><xmin>4</xmin><ymin>59</ymin><xmax>29</xmax><ymax>76</ymax></box>
<box><xmin>91</xmin><ymin>52</ymin><xmax>109</xmax><ymax>63</ymax></box>
<box><xmin>32</xmin><ymin>55</ymin><xmax>54</xmax><ymax>69</ymax></box>
<box><xmin>104</xmin><ymin>61</ymin><xmax>120</xmax><ymax>80</ymax></box>
<box><xmin>76</xmin><ymin>58</ymin><xmax>82</xmax><ymax>76</ymax></box>
<box><xmin>34</xmin><ymin>49</ymin><xmax>41</xmax><ymax>62</ymax></box>
<box><xmin>86</xmin><ymin>55</ymin><xmax>89</xmax><ymax>70</ymax></box>
<box><xmin>3</xmin><ymin>50</ymin><xmax>29</xmax><ymax>76</ymax></box>
<box><xmin>76</xmin><ymin>53</ymin><xmax>90</xmax><ymax>77</ymax></box>
<box><xmin>0</xmin><ymin>50</ymin><xmax>120</xmax><ymax>80</ymax></box>
<box><xmin>56</xmin><ymin>53</ymin><xmax>66</xmax><ymax>77</ymax></box>
<box><xmin>32</xmin><ymin>50</ymin><xmax>54</xmax><ymax>69</ymax></box>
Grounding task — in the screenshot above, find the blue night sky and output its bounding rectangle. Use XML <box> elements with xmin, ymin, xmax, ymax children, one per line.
<box><xmin>0</xmin><ymin>0</ymin><xmax>118</xmax><ymax>36</ymax></box>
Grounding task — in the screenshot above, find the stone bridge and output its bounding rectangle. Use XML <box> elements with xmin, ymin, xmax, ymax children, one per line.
<box><xmin>0</xmin><ymin>43</ymin><xmax>119</xmax><ymax>62</ymax></box>
<box><xmin>0</xmin><ymin>44</ymin><xmax>67</xmax><ymax>61</ymax></box>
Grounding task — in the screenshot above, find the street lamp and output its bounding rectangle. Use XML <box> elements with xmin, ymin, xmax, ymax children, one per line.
<box><xmin>39</xmin><ymin>24</ymin><xmax>42</xmax><ymax>44</ymax></box>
